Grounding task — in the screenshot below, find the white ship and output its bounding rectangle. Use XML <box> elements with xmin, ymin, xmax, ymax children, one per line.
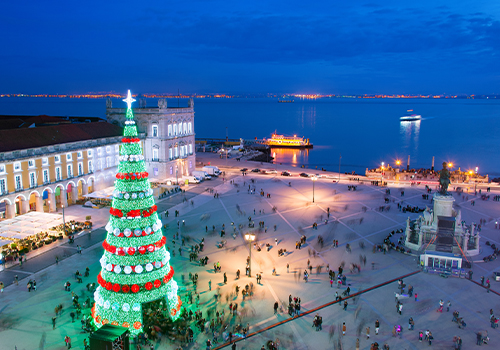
<box><xmin>400</xmin><ymin>110</ymin><xmax>421</xmax><ymax>121</ymax></box>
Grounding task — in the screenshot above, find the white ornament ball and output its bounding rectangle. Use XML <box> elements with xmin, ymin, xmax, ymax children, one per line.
<box><xmin>145</xmin><ymin>227</ymin><xmax>152</xmax><ymax>234</ymax></box>
<box><xmin>145</xmin><ymin>263</ymin><xmax>153</xmax><ymax>272</ymax></box>
<box><xmin>106</xmin><ymin>263</ymin><xmax>113</xmax><ymax>272</ymax></box>
<box><xmin>106</xmin><ymin>222</ymin><xmax>112</xmax><ymax>232</ymax></box>
<box><xmin>113</xmin><ymin>265</ymin><xmax>122</xmax><ymax>274</ymax></box>
<box><xmin>134</xmin><ymin>229</ymin><xmax>142</xmax><ymax>237</ymax></box>
<box><xmin>124</xmin><ymin>228</ymin><xmax>132</xmax><ymax>237</ymax></box>
<box><xmin>124</xmin><ymin>193</ymin><xmax>130</xmax><ymax>199</ymax></box>
<box><xmin>124</xmin><ymin>266</ymin><xmax>132</xmax><ymax>274</ymax></box>
<box><xmin>132</xmin><ymin>193</ymin><xmax>137</xmax><ymax>199</ymax></box>
<box><xmin>122</xmin><ymin>303</ymin><xmax>130</xmax><ymax>312</ymax></box>
<box><xmin>132</xmin><ymin>303</ymin><xmax>141</xmax><ymax>312</ymax></box>
<box><xmin>135</xmin><ymin>265</ymin><xmax>143</xmax><ymax>274</ymax></box>
<box><xmin>155</xmin><ymin>261</ymin><xmax>162</xmax><ymax>269</ymax></box>
<box><xmin>104</xmin><ymin>300</ymin><xmax>110</xmax><ymax>309</ymax></box>
<box><xmin>139</xmin><ymin>192</ymin><xmax>145</xmax><ymax>198</ymax></box>
<box><xmin>113</xmin><ymin>228</ymin><xmax>120</xmax><ymax>236</ymax></box>
<box><xmin>112</xmin><ymin>303</ymin><xmax>120</xmax><ymax>311</ymax></box>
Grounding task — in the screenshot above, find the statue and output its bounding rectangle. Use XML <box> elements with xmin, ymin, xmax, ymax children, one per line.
<box><xmin>106</xmin><ymin>98</ymin><xmax>112</xmax><ymax>108</ymax></box>
<box><xmin>439</xmin><ymin>162</ymin><xmax>451</xmax><ymax>195</ymax></box>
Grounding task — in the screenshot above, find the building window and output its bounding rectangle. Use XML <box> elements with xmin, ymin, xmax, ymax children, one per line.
<box><xmin>174</xmin><ymin>146</ymin><xmax>178</xmax><ymax>158</ymax></box>
<box><xmin>67</xmin><ymin>164</ymin><xmax>73</xmax><ymax>178</ymax></box>
<box><xmin>0</xmin><ymin>178</ymin><xmax>6</xmax><ymax>194</ymax></box>
<box><xmin>66</xmin><ymin>153</ymin><xmax>72</xmax><ymax>161</ymax></box>
<box><xmin>78</xmin><ymin>162</ymin><xmax>83</xmax><ymax>176</ymax></box>
<box><xmin>152</xmin><ymin>125</ymin><xmax>158</xmax><ymax>137</ymax></box>
<box><xmin>28</xmin><ymin>159</ymin><xmax>35</xmax><ymax>168</ymax></box>
<box><xmin>88</xmin><ymin>160</ymin><xmax>94</xmax><ymax>173</ymax></box>
<box><xmin>106</xmin><ymin>157</ymin><xmax>112</xmax><ymax>168</ymax></box>
<box><xmin>180</xmin><ymin>146</ymin><xmax>184</xmax><ymax>157</ymax></box>
<box><xmin>29</xmin><ymin>172</ymin><xmax>36</xmax><ymax>188</ymax></box>
<box><xmin>188</xmin><ymin>122</ymin><xmax>192</xmax><ymax>133</ymax></box>
<box><xmin>153</xmin><ymin>149</ymin><xmax>159</xmax><ymax>161</ymax></box>
<box><xmin>43</xmin><ymin>169</ymin><xmax>49</xmax><ymax>184</ymax></box>
<box><xmin>0</xmin><ymin>164</ymin><xmax>5</xmax><ymax>174</ymax></box>
<box><xmin>77</xmin><ymin>151</ymin><xmax>83</xmax><ymax>159</ymax></box>
<box><xmin>56</xmin><ymin>167</ymin><xmax>61</xmax><ymax>181</ymax></box>
<box><xmin>54</xmin><ymin>155</ymin><xmax>61</xmax><ymax>163</ymax></box>
<box><xmin>183</xmin><ymin>123</ymin><xmax>187</xmax><ymax>134</ymax></box>
<box><xmin>15</xmin><ymin>175</ymin><xmax>22</xmax><ymax>190</ymax></box>
<box><xmin>97</xmin><ymin>148</ymin><xmax>102</xmax><ymax>156</ymax></box>
<box><xmin>173</xmin><ymin>124</ymin><xmax>177</xmax><ymax>136</ymax></box>
<box><xmin>169</xmin><ymin>148</ymin><xmax>173</xmax><ymax>160</ymax></box>
<box><xmin>106</xmin><ymin>146</ymin><xmax>111</xmax><ymax>154</ymax></box>
<box><xmin>42</xmin><ymin>157</ymin><xmax>49</xmax><ymax>166</ymax></box>
<box><xmin>178</xmin><ymin>122</ymin><xmax>182</xmax><ymax>135</ymax></box>
<box><xmin>168</xmin><ymin>124</ymin><xmax>172</xmax><ymax>136</ymax></box>
<box><xmin>14</xmin><ymin>162</ymin><xmax>21</xmax><ymax>171</ymax></box>
<box><xmin>88</xmin><ymin>149</ymin><xmax>93</xmax><ymax>157</ymax></box>
<box><xmin>189</xmin><ymin>144</ymin><xmax>193</xmax><ymax>154</ymax></box>
<box><xmin>115</xmin><ymin>144</ymin><xmax>119</xmax><ymax>153</ymax></box>
<box><xmin>189</xmin><ymin>160</ymin><xmax>192</xmax><ymax>169</ymax></box>
<box><xmin>170</xmin><ymin>166</ymin><xmax>173</xmax><ymax>175</ymax></box>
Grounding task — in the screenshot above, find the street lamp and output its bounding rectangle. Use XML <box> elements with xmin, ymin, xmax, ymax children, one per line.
<box><xmin>381</xmin><ymin>162</ymin><xmax>385</xmax><ymax>186</ymax></box>
<box><xmin>311</xmin><ymin>176</ymin><xmax>317</xmax><ymax>203</ymax></box>
<box><xmin>62</xmin><ymin>204</ymin><xmax>66</xmax><ymax>236</ymax></box>
<box><xmin>396</xmin><ymin>160</ymin><xmax>401</xmax><ymax>167</ymax></box>
<box><xmin>245</xmin><ymin>233</ymin><xmax>256</xmax><ymax>277</ymax></box>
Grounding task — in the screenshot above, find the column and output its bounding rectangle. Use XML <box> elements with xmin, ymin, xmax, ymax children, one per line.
<box><xmin>5</xmin><ymin>203</ymin><xmax>15</xmax><ymax>219</ymax></box>
<box><xmin>48</xmin><ymin>192</ymin><xmax>56</xmax><ymax>212</ymax></box>
<box><xmin>60</xmin><ymin>188</ymin><xmax>68</xmax><ymax>208</ymax></box>
<box><xmin>20</xmin><ymin>198</ymin><xmax>30</xmax><ymax>214</ymax></box>
<box><xmin>82</xmin><ymin>182</ymin><xmax>88</xmax><ymax>196</ymax></box>
<box><xmin>35</xmin><ymin>196</ymin><xmax>43</xmax><ymax>212</ymax></box>
<box><xmin>72</xmin><ymin>186</ymin><xmax>78</xmax><ymax>204</ymax></box>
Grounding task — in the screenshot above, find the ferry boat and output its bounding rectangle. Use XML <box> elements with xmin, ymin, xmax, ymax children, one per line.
<box><xmin>400</xmin><ymin>110</ymin><xmax>421</xmax><ymax>121</ymax></box>
<box><xmin>278</xmin><ymin>100</ymin><xmax>294</xmax><ymax>103</ymax></box>
<box><xmin>264</xmin><ymin>132</ymin><xmax>313</xmax><ymax>148</ymax></box>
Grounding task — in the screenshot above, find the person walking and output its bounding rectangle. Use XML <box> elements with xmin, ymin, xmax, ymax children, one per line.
<box><xmin>356</xmin><ymin>338</ymin><xmax>359</xmax><ymax>350</ymax></box>
<box><xmin>52</xmin><ymin>316</ymin><xmax>57</xmax><ymax>329</ymax></box>
<box><xmin>14</xmin><ymin>275</ymin><xmax>18</xmax><ymax>285</ymax></box>
<box><xmin>65</xmin><ymin>335</ymin><xmax>71</xmax><ymax>349</ymax></box>
<box><xmin>274</xmin><ymin>301</ymin><xmax>279</xmax><ymax>314</ymax></box>
<box><xmin>0</xmin><ymin>281</ymin><xmax>4</xmax><ymax>293</ymax></box>
<box><xmin>208</xmin><ymin>280</ymin><xmax>211</xmax><ymax>291</ymax></box>
<box><xmin>375</xmin><ymin>319</ymin><xmax>380</xmax><ymax>335</ymax></box>
<box><xmin>342</xmin><ymin>322</ymin><xmax>346</xmax><ymax>335</ymax></box>
<box><xmin>366</xmin><ymin>326</ymin><xmax>370</xmax><ymax>339</ymax></box>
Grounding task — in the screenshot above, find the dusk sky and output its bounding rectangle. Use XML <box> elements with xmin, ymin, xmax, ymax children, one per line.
<box><xmin>1</xmin><ymin>1</ymin><xmax>499</xmax><ymax>95</ymax></box>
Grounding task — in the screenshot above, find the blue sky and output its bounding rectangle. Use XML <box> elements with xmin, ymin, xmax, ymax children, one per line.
<box><xmin>1</xmin><ymin>0</ymin><xmax>499</xmax><ymax>95</ymax></box>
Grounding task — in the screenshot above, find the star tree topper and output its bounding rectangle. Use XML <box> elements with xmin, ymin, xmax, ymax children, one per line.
<box><xmin>123</xmin><ymin>90</ymin><xmax>136</xmax><ymax>109</ymax></box>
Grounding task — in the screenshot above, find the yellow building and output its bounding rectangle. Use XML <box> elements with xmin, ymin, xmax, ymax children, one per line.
<box><xmin>0</xmin><ymin>116</ymin><xmax>126</xmax><ymax>218</ymax></box>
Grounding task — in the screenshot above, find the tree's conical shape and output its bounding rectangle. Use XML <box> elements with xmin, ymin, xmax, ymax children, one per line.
<box><xmin>92</xmin><ymin>90</ymin><xmax>181</xmax><ymax>334</ymax></box>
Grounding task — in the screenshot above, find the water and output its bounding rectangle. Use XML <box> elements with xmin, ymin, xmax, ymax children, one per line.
<box><xmin>1</xmin><ymin>97</ymin><xmax>499</xmax><ymax>176</ymax></box>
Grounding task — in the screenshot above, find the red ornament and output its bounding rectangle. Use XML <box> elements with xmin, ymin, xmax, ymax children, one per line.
<box><xmin>125</xmin><ymin>175</ymin><xmax>130</xmax><ymax>180</ymax></box>
<box><xmin>105</xmin><ymin>282</ymin><xmax>112</xmax><ymax>291</ymax></box>
<box><xmin>131</xmin><ymin>284</ymin><xmax>140</xmax><ymax>293</ymax></box>
<box><xmin>115</xmin><ymin>174</ymin><xmax>120</xmax><ymax>179</ymax></box>
<box><xmin>131</xmin><ymin>176</ymin><xmax>136</xmax><ymax>180</ymax></box>
<box><xmin>154</xmin><ymin>279</ymin><xmax>161</xmax><ymax>288</ymax></box>
<box><xmin>117</xmin><ymin>248</ymin><xmax>125</xmax><ymax>256</ymax></box>
<box><xmin>133</xmin><ymin>321</ymin><xmax>142</xmax><ymax>330</ymax></box>
<box><xmin>112</xmin><ymin>284</ymin><xmax>120</xmax><ymax>293</ymax></box>
<box><xmin>138</xmin><ymin>246</ymin><xmax>147</xmax><ymax>254</ymax></box>
<box><xmin>155</xmin><ymin>240</ymin><xmax>162</xmax><ymax>248</ymax></box>
<box><xmin>163</xmin><ymin>275</ymin><xmax>169</xmax><ymax>283</ymax></box>
<box><xmin>102</xmin><ymin>319</ymin><xmax>109</xmax><ymax>325</ymax></box>
<box><xmin>144</xmin><ymin>172</ymin><xmax>149</xmax><ymax>177</ymax></box>
<box><xmin>111</xmin><ymin>321</ymin><xmax>119</xmax><ymax>326</ymax></box>
<box><xmin>122</xmin><ymin>285</ymin><xmax>130</xmax><ymax>293</ymax></box>
<box><xmin>123</xmin><ymin>322</ymin><xmax>130</xmax><ymax>328</ymax></box>
<box><xmin>147</xmin><ymin>244</ymin><xmax>155</xmax><ymax>252</ymax></box>
<box><xmin>127</xmin><ymin>247</ymin><xmax>136</xmax><ymax>255</ymax></box>
<box><xmin>96</xmin><ymin>315</ymin><xmax>101</xmax><ymax>323</ymax></box>
<box><xmin>145</xmin><ymin>282</ymin><xmax>153</xmax><ymax>290</ymax></box>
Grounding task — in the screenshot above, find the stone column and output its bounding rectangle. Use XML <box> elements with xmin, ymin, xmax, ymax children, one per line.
<box><xmin>35</xmin><ymin>196</ymin><xmax>43</xmax><ymax>212</ymax></box>
<box><xmin>20</xmin><ymin>198</ymin><xmax>30</xmax><ymax>214</ymax></box>
<box><xmin>48</xmin><ymin>192</ymin><xmax>56</xmax><ymax>212</ymax></box>
<box><xmin>5</xmin><ymin>203</ymin><xmax>15</xmax><ymax>219</ymax></box>
<box><xmin>433</xmin><ymin>193</ymin><xmax>455</xmax><ymax>222</ymax></box>
<box><xmin>60</xmin><ymin>188</ymin><xmax>68</xmax><ymax>208</ymax></box>
<box><xmin>463</xmin><ymin>232</ymin><xmax>469</xmax><ymax>255</ymax></box>
<box><xmin>82</xmin><ymin>182</ymin><xmax>88</xmax><ymax>196</ymax></box>
<box><xmin>72</xmin><ymin>186</ymin><xmax>78</xmax><ymax>204</ymax></box>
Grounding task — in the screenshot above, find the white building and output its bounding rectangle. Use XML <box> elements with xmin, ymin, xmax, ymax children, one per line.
<box><xmin>106</xmin><ymin>97</ymin><xmax>196</xmax><ymax>182</ymax></box>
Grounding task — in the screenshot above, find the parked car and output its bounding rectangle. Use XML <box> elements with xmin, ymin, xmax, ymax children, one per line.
<box><xmin>299</xmin><ymin>173</ymin><xmax>310</xmax><ymax>177</ymax></box>
<box><xmin>281</xmin><ymin>171</ymin><xmax>291</xmax><ymax>176</ymax></box>
<box><xmin>240</xmin><ymin>168</ymin><xmax>248</xmax><ymax>172</ymax></box>
<box><xmin>251</xmin><ymin>168</ymin><xmax>260</xmax><ymax>173</ymax></box>
<box><xmin>264</xmin><ymin>169</ymin><xmax>278</xmax><ymax>174</ymax></box>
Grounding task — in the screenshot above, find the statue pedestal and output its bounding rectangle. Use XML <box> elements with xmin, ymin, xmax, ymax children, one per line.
<box><xmin>433</xmin><ymin>193</ymin><xmax>455</xmax><ymax>222</ymax></box>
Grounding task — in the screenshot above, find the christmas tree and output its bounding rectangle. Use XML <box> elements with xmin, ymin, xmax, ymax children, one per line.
<box><xmin>92</xmin><ymin>90</ymin><xmax>181</xmax><ymax>334</ymax></box>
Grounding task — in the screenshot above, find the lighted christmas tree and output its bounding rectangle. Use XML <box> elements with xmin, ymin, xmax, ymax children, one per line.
<box><xmin>92</xmin><ymin>90</ymin><xmax>181</xmax><ymax>334</ymax></box>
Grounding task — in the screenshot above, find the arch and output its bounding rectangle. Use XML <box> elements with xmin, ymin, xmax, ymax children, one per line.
<box><xmin>106</xmin><ymin>171</ymin><xmax>114</xmax><ymax>178</ymax></box>
<box><xmin>15</xmin><ymin>194</ymin><xmax>27</xmax><ymax>201</ymax></box>
<box><xmin>87</xmin><ymin>175</ymin><xmax>96</xmax><ymax>183</ymax></box>
<box><xmin>66</xmin><ymin>181</ymin><xmax>76</xmax><ymax>190</ymax></box>
<box><xmin>0</xmin><ymin>198</ymin><xmax>12</xmax><ymax>205</ymax></box>
<box><xmin>77</xmin><ymin>178</ymin><xmax>87</xmax><ymax>186</ymax></box>
<box><xmin>29</xmin><ymin>190</ymin><xmax>41</xmax><ymax>198</ymax></box>
<box><xmin>55</xmin><ymin>184</ymin><xmax>65</xmax><ymax>191</ymax></box>
<box><xmin>43</xmin><ymin>187</ymin><xmax>54</xmax><ymax>194</ymax></box>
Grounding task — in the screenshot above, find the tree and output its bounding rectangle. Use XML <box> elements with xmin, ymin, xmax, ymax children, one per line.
<box><xmin>92</xmin><ymin>90</ymin><xmax>181</xmax><ymax>334</ymax></box>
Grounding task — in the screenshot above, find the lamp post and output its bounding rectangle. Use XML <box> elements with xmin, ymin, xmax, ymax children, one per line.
<box><xmin>312</xmin><ymin>176</ymin><xmax>317</xmax><ymax>203</ymax></box>
<box><xmin>245</xmin><ymin>233</ymin><xmax>255</xmax><ymax>277</ymax></box>
<box><xmin>381</xmin><ymin>162</ymin><xmax>384</xmax><ymax>186</ymax></box>
<box><xmin>62</xmin><ymin>204</ymin><xmax>66</xmax><ymax>236</ymax></box>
